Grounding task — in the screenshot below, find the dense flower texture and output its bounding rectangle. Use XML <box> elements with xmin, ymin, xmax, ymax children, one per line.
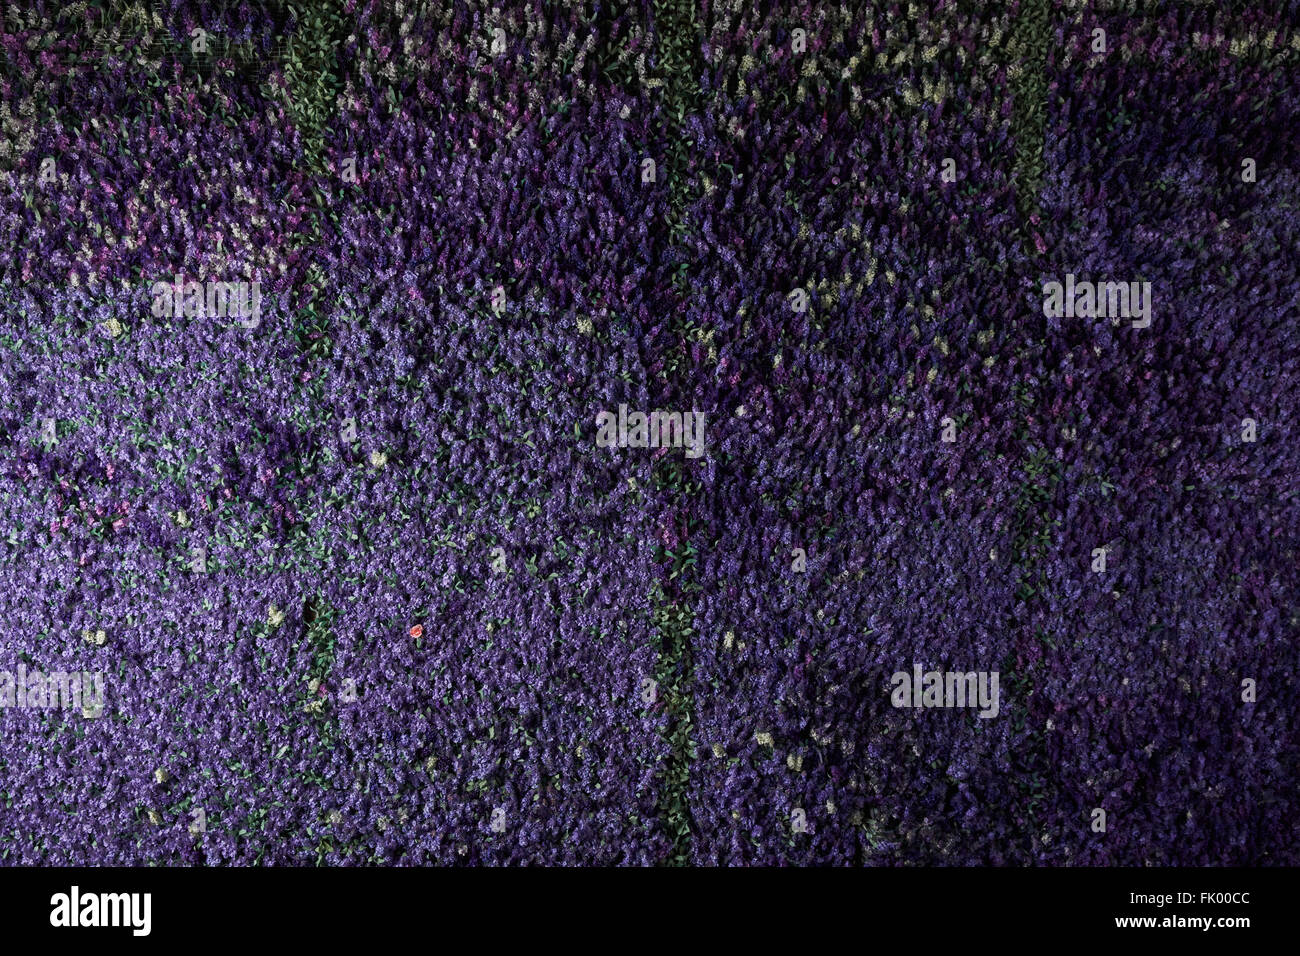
<box><xmin>0</xmin><ymin>0</ymin><xmax>1296</xmax><ymax>864</ymax></box>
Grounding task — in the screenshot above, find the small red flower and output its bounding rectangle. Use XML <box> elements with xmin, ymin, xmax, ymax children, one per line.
<box><xmin>409</xmin><ymin>625</ymin><xmax>423</xmax><ymax>639</ymax></box>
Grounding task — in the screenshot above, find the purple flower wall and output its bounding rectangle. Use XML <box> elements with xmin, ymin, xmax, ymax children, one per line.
<box><xmin>0</xmin><ymin>0</ymin><xmax>1295</xmax><ymax>864</ymax></box>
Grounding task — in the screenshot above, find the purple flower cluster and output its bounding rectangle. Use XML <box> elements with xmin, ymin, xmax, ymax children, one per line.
<box><xmin>0</xmin><ymin>0</ymin><xmax>1295</xmax><ymax>865</ymax></box>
